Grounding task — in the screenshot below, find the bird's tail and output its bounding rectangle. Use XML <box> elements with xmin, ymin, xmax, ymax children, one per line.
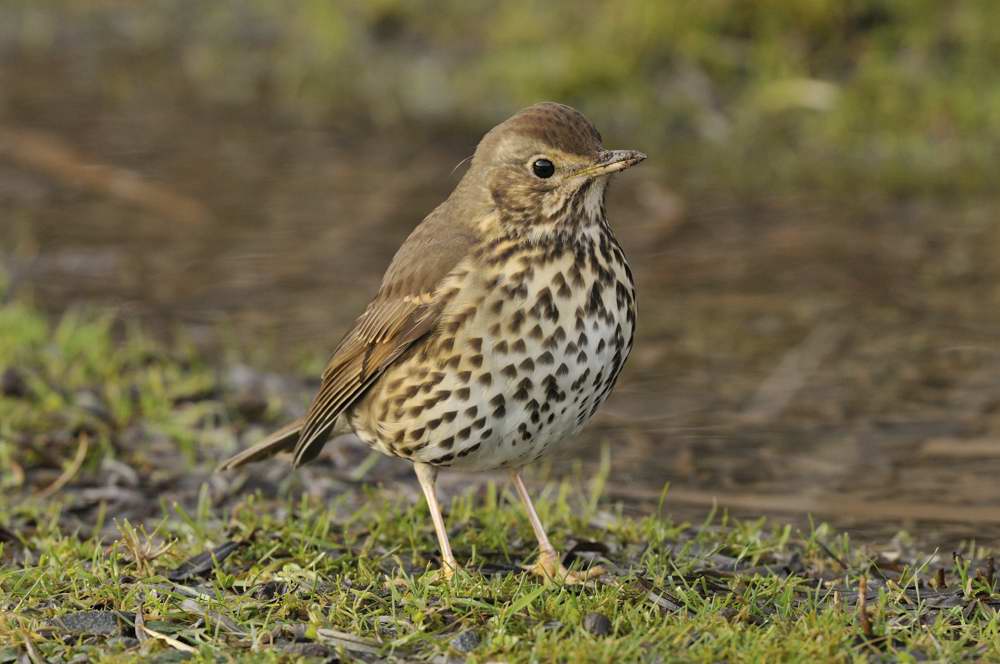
<box><xmin>216</xmin><ymin>417</ymin><xmax>305</xmax><ymax>471</ymax></box>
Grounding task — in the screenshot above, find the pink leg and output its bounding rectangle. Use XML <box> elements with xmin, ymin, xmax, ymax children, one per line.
<box><xmin>510</xmin><ymin>471</ymin><xmax>604</xmax><ymax>583</ymax></box>
<box><xmin>414</xmin><ymin>462</ymin><xmax>458</xmax><ymax>578</ymax></box>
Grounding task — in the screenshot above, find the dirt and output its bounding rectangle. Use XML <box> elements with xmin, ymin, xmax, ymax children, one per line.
<box><xmin>3</xmin><ymin>28</ymin><xmax>1000</xmax><ymax>549</ymax></box>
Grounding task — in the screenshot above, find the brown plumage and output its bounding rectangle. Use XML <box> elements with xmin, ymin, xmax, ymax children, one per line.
<box><xmin>219</xmin><ymin>102</ymin><xmax>645</xmax><ymax>582</ymax></box>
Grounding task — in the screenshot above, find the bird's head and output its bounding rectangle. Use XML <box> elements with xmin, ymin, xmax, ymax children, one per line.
<box><xmin>465</xmin><ymin>102</ymin><xmax>645</xmax><ymax>235</ymax></box>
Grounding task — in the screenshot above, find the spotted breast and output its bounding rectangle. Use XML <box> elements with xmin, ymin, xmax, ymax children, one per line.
<box><xmin>347</xmin><ymin>217</ymin><xmax>636</xmax><ymax>472</ymax></box>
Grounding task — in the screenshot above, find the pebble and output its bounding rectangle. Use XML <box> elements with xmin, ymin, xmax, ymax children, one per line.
<box><xmin>582</xmin><ymin>612</ymin><xmax>612</xmax><ymax>636</ymax></box>
<box><xmin>1</xmin><ymin>367</ymin><xmax>28</xmax><ymax>398</ymax></box>
<box><xmin>450</xmin><ymin>630</ymin><xmax>480</xmax><ymax>652</ymax></box>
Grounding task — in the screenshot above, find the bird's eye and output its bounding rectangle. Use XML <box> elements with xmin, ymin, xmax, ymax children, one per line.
<box><xmin>531</xmin><ymin>158</ymin><xmax>555</xmax><ymax>179</ymax></box>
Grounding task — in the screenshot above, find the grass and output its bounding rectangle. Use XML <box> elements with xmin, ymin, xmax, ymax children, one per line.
<box><xmin>1</xmin><ymin>284</ymin><xmax>999</xmax><ymax>662</ymax></box>
<box><xmin>3</xmin><ymin>482</ymin><xmax>1000</xmax><ymax>662</ymax></box>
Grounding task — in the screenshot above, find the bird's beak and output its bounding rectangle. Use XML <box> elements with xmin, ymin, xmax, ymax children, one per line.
<box><xmin>575</xmin><ymin>149</ymin><xmax>647</xmax><ymax>178</ymax></box>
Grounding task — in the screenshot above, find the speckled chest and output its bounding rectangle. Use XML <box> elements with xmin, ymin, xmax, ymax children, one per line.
<box><xmin>350</xmin><ymin>224</ymin><xmax>636</xmax><ymax>472</ymax></box>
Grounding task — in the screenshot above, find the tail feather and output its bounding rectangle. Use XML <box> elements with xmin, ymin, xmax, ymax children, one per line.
<box><xmin>216</xmin><ymin>417</ymin><xmax>304</xmax><ymax>471</ymax></box>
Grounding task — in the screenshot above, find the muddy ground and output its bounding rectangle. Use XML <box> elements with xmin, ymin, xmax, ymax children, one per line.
<box><xmin>2</xmin><ymin>9</ymin><xmax>1000</xmax><ymax>550</ymax></box>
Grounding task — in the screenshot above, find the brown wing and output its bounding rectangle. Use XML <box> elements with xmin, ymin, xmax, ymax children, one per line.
<box><xmin>290</xmin><ymin>211</ymin><xmax>480</xmax><ymax>467</ymax></box>
<box><xmin>291</xmin><ymin>296</ymin><xmax>439</xmax><ymax>465</ymax></box>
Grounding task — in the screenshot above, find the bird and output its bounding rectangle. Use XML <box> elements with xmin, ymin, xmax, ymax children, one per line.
<box><xmin>219</xmin><ymin>102</ymin><xmax>644</xmax><ymax>583</ymax></box>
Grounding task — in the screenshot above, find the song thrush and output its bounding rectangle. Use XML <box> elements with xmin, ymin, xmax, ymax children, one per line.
<box><xmin>219</xmin><ymin>102</ymin><xmax>644</xmax><ymax>582</ymax></box>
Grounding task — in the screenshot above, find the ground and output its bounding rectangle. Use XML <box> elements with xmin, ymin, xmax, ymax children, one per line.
<box><xmin>1</xmin><ymin>297</ymin><xmax>998</xmax><ymax>662</ymax></box>
<box><xmin>3</xmin><ymin>3</ymin><xmax>1000</xmax><ymax>660</ymax></box>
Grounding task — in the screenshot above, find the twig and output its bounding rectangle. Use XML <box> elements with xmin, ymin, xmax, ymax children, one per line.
<box><xmin>34</xmin><ymin>433</ymin><xmax>89</xmax><ymax>499</ymax></box>
<box><xmin>0</xmin><ymin>125</ymin><xmax>213</xmax><ymax>226</ymax></box>
<box><xmin>180</xmin><ymin>598</ymin><xmax>247</xmax><ymax>636</ymax></box>
<box><xmin>6</xmin><ymin>458</ymin><xmax>25</xmax><ymax>488</ymax></box>
<box><xmin>741</xmin><ymin>324</ymin><xmax>845</xmax><ymax>424</ymax></box>
<box><xmin>857</xmin><ymin>575</ymin><xmax>873</xmax><ymax>639</ymax></box>
<box><xmin>815</xmin><ymin>537</ymin><xmax>849</xmax><ymax>572</ymax></box>
<box><xmin>609</xmin><ymin>485</ymin><xmax>1000</xmax><ymax>525</ymax></box>
<box><xmin>918</xmin><ymin>438</ymin><xmax>1000</xmax><ymax>459</ymax></box>
<box><xmin>314</xmin><ymin>627</ymin><xmax>382</xmax><ymax>655</ymax></box>
<box><xmin>137</xmin><ymin>623</ymin><xmax>198</xmax><ymax>653</ymax></box>
<box><xmin>134</xmin><ymin>605</ymin><xmax>148</xmax><ymax>644</ymax></box>
<box><xmin>20</xmin><ymin>632</ymin><xmax>45</xmax><ymax>664</ymax></box>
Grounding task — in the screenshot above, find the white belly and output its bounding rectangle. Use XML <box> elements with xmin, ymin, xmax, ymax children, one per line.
<box><xmin>426</xmin><ymin>241</ymin><xmax>633</xmax><ymax>471</ymax></box>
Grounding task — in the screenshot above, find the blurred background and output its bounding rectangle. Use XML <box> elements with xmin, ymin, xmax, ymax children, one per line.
<box><xmin>2</xmin><ymin>1</ymin><xmax>1000</xmax><ymax>545</ymax></box>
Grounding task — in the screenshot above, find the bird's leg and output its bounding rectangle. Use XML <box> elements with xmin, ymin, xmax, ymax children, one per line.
<box><xmin>413</xmin><ymin>462</ymin><xmax>459</xmax><ymax>579</ymax></box>
<box><xmin>510</xmin><ymin>471</ymin><xmax>605</xmax><ymax>583</ymax></box>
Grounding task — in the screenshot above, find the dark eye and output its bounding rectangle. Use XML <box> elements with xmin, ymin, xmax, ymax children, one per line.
<box><xmin>531</xmin><ymin>158</ymin><xmax>555</xmax><ymax>178</ymax></box>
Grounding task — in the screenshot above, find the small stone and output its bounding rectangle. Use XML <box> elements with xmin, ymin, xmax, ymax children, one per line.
<box><xmin>235</xmin><ymin>392</ymin><xmax>268</xmax><ymax>421</ymax></box>
<box><xmin>1</xmin><ymin>367</ymin><xmax>28</xmax><ymax>398</ymax></box>
<box><xmin>450</xmin><ymin>629</ymin><xmax>480</xmax><ymax>652</ymax></box>
<box><xmin>74</xmin><ymin>389</ymin><xmax>111</xmax><ymax>421</ymax></box>
<box><xmin>49</xmin><ymin>610</ymin><xmax>133</xmax><ymax>637</ymax></box>
<box><xmin>251</xmin><ymin>580</ymin><xmax>288</xmax><ymax>600</ymax></box>
<box><xmin>167</xmin><ymin>540</ymin><xmax>243</xmax><ymax>582</ymax></box>
<box><xmin>582</xmin><ymin>612</ymin><xmax>612</xmax><ymax>636</ymax></box>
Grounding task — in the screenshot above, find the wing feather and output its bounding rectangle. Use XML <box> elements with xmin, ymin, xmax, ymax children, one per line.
<box><xmin>290</xmin><ymin>214</ymin><xmax>480</xmax><ymax>467</ymax></box>
<box><xmin>217</xmin><ymin>201</ymin><xmax>482</xmax><ymax>471</ymax></box>
<box><xmin>291</xmin><ymin>297</ymin><xmax>440</xmax><ymax>466</ymax></box>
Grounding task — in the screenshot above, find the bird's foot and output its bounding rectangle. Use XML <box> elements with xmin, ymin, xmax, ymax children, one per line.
<box><xmin>422</xmin><ymin>561</ymin><xmax>461</xmax><ymax>584</ymax></box>
<box><xmin>524</xmin><ymin>551</ymin><xmax>605</xmax><ymax>584</ymax></box>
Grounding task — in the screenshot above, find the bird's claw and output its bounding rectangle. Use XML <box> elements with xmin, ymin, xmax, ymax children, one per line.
<box><xmin>422</xmin><ymin>562</ymin><xmax>461</xmax><ymax>583</ymax></box>
<box><xmin>523</xmin><ymin>552</ymin><xmax>605</xmax><ymax>584</ymax></box>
